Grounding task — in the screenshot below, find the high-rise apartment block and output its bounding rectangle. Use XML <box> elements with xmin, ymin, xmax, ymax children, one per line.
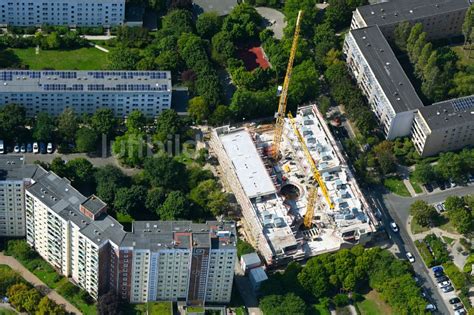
<box><xmin>1</xmin><ymin>159</ymin><xmax>236</xmax><ymax>305</ymax></box>
<box><xmin>0</xmin><ymin>70</ymin><xmax>172</xmax><ymax>117</ymax></box>
<box><xmin>345</xmin><ymin>0</ymin><xmax>474</xmax><ymax>157</ymax></box>
<box><xmin>351</xmin><ymin>0</ymin><xmax>469</xmax><ymax>41</ymax></box>
<box><xmin>0</xmin><ymin>0</ymin><xmax>125</xmax><ymax>27</ymax></box>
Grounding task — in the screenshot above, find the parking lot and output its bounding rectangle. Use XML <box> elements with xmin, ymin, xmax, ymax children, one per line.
<box><xmin>429</xmin><ymin>266</ymin><xmax>467</xmax><ymax>315</ymax></box>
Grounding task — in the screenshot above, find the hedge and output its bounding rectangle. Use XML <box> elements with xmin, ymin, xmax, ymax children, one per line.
<box><xmin>442</xmin><ymin>262</ymin><xmax>469</xmax><ymax>290</ymax></box>
<box><xmin>415</xmin><ymin>240</ymin><xmax>435</xmax><ymax>267</ymax></box>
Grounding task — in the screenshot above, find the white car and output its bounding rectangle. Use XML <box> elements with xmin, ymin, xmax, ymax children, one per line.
<box><xmin>425</xmin><ymin>304</ymin><xmax>437</xmax><ymax>312</ymax></box>
<box><xmin>438</xmin><ymin>280</ymin><xmax>451</xmax><ymax>288</ymax></box>
<box><xmin>390</xmin><ymin>221</ymin><xmax>399</xmax><ymax>232</ymax></box>
<box><xmin>14</xmin><ymin>144</ymin><xmax>20</xmax><ymax>153</ymax></box>
<box><xmin>33</xmin><ymin>142</ymin><xmax>39</xmax><ymax>154</ymax></box>
<box><xmin>406</xmin><ymin>252</ymin><xmax>415</xmax><ymax>263</ymax></box>
<box><xmin>47</xmin><ymin>143</ymin><xmax>53</xmax><ymax>154</ymax></box>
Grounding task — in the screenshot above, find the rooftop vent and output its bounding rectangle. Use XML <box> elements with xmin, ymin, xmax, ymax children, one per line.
<box><xmin>409</xmin><ymin>10</ymin><xmax>413</xmax><ymax>13</ymax></box>
<box><xmin>371</xmin><ymin>11</ymin><xmax>374</xmax><ymax>14</ymax></box>
<box><xmin>386</xmin><ymin>62</ymin><xmax>390</xmax><ymax>66</ymax></box>
<box><xmin>437</xmin><ymin>111</ymin><xmax>440</xmax><ymax>115</ymax></box>
<box><xmin>362</xmin><ymin>36</ymin><xmax>366</xmax><ymax>40</ymax></box>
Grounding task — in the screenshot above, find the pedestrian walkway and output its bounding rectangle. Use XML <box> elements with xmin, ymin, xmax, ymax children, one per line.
<box><xmin>403</xmin><ymin>178</ymin><xmax>417</xmax><ymax>197</ymax></box>
<box><xmin>0</xmin><ymin>253</ymin><xmax>82</xmax><ymax>315</ymax></box>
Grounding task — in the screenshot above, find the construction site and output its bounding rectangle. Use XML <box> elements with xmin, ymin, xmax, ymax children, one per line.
<box><xmin>209</xmin><ymin>11</ymin><xmax>379</xmax><ymax>267</ymax></box>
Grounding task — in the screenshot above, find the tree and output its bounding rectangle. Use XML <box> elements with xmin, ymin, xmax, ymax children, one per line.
<box><xmin>7</xmin><ymin>283</ymin><xmax>40</xmax><ymax>313</ymax></box>
<box><xmin>435</xmin><ymin>152</ymin><xmax>468</xmax><ymax>183</ymax></box>
<box><xmin>113</xmin><ymin>185</ymin><xmax>147</xmax><ymax>215</ymax></box>
<box><xmin>444</xmin><ymin>196</ymin><xmax>465</xmax><ymax>212</ymax></box>
<box><xmin>314</xmin><ymin>23</ymin><xmax>338</xmax><ymax>63</ymax></box>
<box><xmin>298</xmin><ymin>258</ymin><xmax>331</xmax><ymax>299</ymax></box>
<box><xmin>0</xmin><ymin>104</ymin><xmax>26</xmax><ymax>142</ymax></box>
<box><xmin>97</xmin><ymin>291</ymin><xmax>122</xmax><ymax>315</ymax></box>
<box><xmin>211</xmin><ymin>31</ymin><xmax>235</xmax><ymax>65</ymax></box>
<box><xmin>189</xmin><ymin>179</ymin><xmax>229</xmax><ymax>216</ymax></box>
<box><xmin>66</xmin><ymin>158</ymin><xmax>95</xmax><ymax>189</ymax></box>
<box><xmin>288</xmin><ymin>59</ymin><xmax>320</xmax><ymax>108</ymax></box>
<box><xmin>91</xmin><ymin>108</ymin><xmax>117</xmax><ymax>137</ymax></box>
<box><xmin>107</xmin><ymin>46</ymin><xmax>140</xmax><ymax>70</ymax></box>
<box><xmin>448</xmin><ymin>207</ymin><xmax>472</xmax><ymax>234</ymax></box>
<box><xmin>0</xmin><ymin>266</ymin><xmax>24</xmax><ymax>296</ymax></box>
<box><xmin>394</xmin><ymin>21</ymin><xmax>411</xmax><ymax>52</ymax></box>
<box><xmin>462</xmin><ymin>5</ymin><xmax>473</xmax><ymax>49</ymax></box>
<box><xmin>412</xmin><ymin>161</ymin><xmax>435</xmax><ymax>185</ymax></box>
<box><xmin>126</xmin><ymin>110</ymin><xmax>146</xmax><ymax>134</ymax></box>
<box><xmin>222</xmin><ymin>4</ymin><xmax>262</xmax><ymax>43</ymax></box>
<box><xmin>410</xmin><ymin>200</ymin><xmax>438</xmax><ymax>227</ymax></box>
<box><xmin>406</xmin><ymin>23</ymin><xmax>424</xmax><ymax>63</ymax></box>
<box><xmin>145</xmin><ymin>187</ymin><xmax>167</xmax><ymax>213</ymax></box>
<box><xmin>209</xmin><ymin>105</ymin><xmax>231</xmax><ymax>126</ymax></box>
<box><xmin>236</xmin><ymin>239</ymin><xmax>255</xmax><ymax>258</ymax></box>
<box><xmin>75</xmin><ymin>127</ymin><xmax>98</xmax><ymax>153</ymax></box>
<box><xmin>113</xmin><ymin>133</ymin><xmax>147</xmax><ymax>167</ymax></box>
<box><xmin>415</xmin><ymin>42</ymin><xmax>433</xmax><ymax>78</ymax></box>
<box><xmin>44</xmin><ymin>32</ymin><xmax>61</xmax><ymax>49</ymax></box>
<box><xmin>162</xmin><ymin>9</ymin><xmax>194</xmax><ymax>35</ymax></box>
<box><xmin>170</xmin><ymin>0</ymin><xmax>193</xmax><ymax>10</ymax></box>
<box><xmin>158</xmin><ymin>191</ymin><xmax>190</xmax><ymax>220</ymax></box>
<box><xmin>188</xmin><ymin>96</ymin><xmax>210</xmax><ymax>124</ymax></box>
<box><xmin>196</xmin><ymin>12</ymin><xmax>222</xmax><ymax>39</ymax></box>
<box><xmin>32</xmin><ymin>112</ymin><xmax>55</xmax><ymax>141</ymax></box>
<box><xmin>373</xmin><ymin>141</ymin><xmax>397</xmax><ymax>175</ymax></box>
<box><xmin>154</xmin><ymin>109</ymin><xmax>185</xmax><ymax>143</ymax></box>
<box><xmin>260</xmin><ymin>293</ymin><xmax>306</xmax><ymax>315</ymax></box>
<box><xmin>37</xmin><ymin>296</ymin><xmax>66</xmax><ymax>315</ymax></box>
<box><xmin>155</xmin><ymin>50</ymin><xmax>182</xmax><ymax>73</ymax></box>
<box><xmin>50</xmin><ymin>157</ymin><xmax>68</xmax><ymax>177</ymax></box>
<box><xmin>57</xmin><ymin>108</ymin><xmax>78</xmax><ymax>143</ymax></box>
<box><xmin>94</xmin><ymin>165</ymin><xmax>129</xmax><ymax>204</ymax></box>
<box><xmin>143</xmin><ymin>155</ymin><xmax>188</xmax><ymax>191</ymax></box>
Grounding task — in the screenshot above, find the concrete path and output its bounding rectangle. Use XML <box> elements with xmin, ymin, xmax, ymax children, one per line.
<box><xmin>0</xmin><ymin>253</ymin><xmax>82</xmax><ymax>315</ymax></box>
<box><xmin>91</xmin><ymin>44</ymin><xmax>109</xmax><ymax>53</ymax></box>
<box><xmin>403</xmin><ymin>178</ymin><xmax>417</xmax><ymax>197</ymax></box>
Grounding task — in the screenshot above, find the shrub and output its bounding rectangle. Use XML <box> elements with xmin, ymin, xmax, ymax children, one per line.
<box><xmin>237</xmin><ymin>239</ymin><xmax>255</xmax><ymax>258</ymax></box>
<box><xmin>424</xmin><ymin>234</ymin><xmax>450</xmax><ymax>264</ymax></box>
<box><xmin>58</xmin><ymin>282</ymin><xmax>79</xmax><ymax>297</ymax></box>
<box><xmin>415</xmin><ymin>240</ymin><xmax>435</xmax><ymax>267</ymax></box>
<box><xmin>443</xmin><ymin>262</ymin><xmax>468</xmax><ymax>289</ymax></box>
<box><xmin>460</xmin><ymin>238</ymin><xmax>472</xmax><ymax>252</ymax></box>
<box><xmin>333</xmin><ymin>294</ymin><xmax>350</xmax><ymax>307</ymax></box>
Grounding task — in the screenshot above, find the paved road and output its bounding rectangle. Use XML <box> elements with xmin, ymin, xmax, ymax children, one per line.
<box><xmin>0</xmin><ymin>252</ymin><xmax>82</xmax><ymax>315</ymax></box>
<box><xmin>367</xmin><ymin>184</ymin><xmax>474</xmax><ymax>315</ymax></box>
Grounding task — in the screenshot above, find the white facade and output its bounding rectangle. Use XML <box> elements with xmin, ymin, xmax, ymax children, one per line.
<box><xmin>205</xmin><ymin>249</ymin><xmax>235</xmax><ymax>303</ymax></box>
<box><xmin>0</xmin><ymin>179</ymin><xmax>26</xmax><ymax>236</ymax></box>
<box><xmin>0</xmin><ymin>0</ymin><xmax>125</xmax><ymax>27</ymax></box>
<box><xmin>0</xmin><ymin>70</ymin><xmax>172</xmax><ymax>117</ymax></box>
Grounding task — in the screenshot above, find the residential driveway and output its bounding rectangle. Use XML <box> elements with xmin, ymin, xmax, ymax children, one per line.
<box><xmin>0</xmin><ymin>252</ymin><xmax>82</xmax><ymax>315</ymax></box>
<box><xmin>256</xmin><ymin>7</ymin><xmax>286</xmax><ymax>39</ymax></box>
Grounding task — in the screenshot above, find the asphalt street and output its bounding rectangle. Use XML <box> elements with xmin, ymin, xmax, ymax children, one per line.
<box><xmin>368</xmin><ymin>184</ymin><xmax>474</xmax><ymax>315</ymax></box>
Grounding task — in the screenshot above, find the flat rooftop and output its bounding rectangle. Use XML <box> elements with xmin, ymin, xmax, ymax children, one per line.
<box><xmin>0</xmin><ymin>155</ymin><xmax>45</xmax><ymax>181</ymax></box>
<box><xmin>219</xmin><ymin>128</ymin><xmax>276</xmax><ymax>198</ymax></box>
<box><xmin>0</xmin><ymin>70</ymin><xmax>171</xmax><ymax>93</ymax></box>
<box><xmin>349</xmin><ymin>25</ymin><xmax>424</xmax><ymax>113</ymax></box>
<box><xmin>357</xmin><ymin>0</ymin><xmax>470</xmax><ymax>27</ymax></box>
<box><xmin>419</xmin><ymin>95</ymin><xmax>474</xmax><ymax>130</ymax></box>
<box><xmin>193</xmin><ymin>0</ymin><xmax>238</xmax><ymax>16</ymax></box>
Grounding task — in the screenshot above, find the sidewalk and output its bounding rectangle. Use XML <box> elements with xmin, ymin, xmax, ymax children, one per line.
<box><xmin>0</xmin><ymin>253</ymin><xmax>82</xmax><ymax>315</ymax></box>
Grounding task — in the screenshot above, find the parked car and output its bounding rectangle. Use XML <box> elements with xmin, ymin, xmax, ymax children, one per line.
<box><xmin>435</xmin><ymin>203</ymin><xmax>444</xmax><ymax>213</ymax></box>
<box><xmin>438</xmin><ymin>281</ymin><xmax>451</xmax><ymax>288</ymax></box>
<box><xmin>26</xmin><ymin>143</ymin><xmax>32</xmax><ymax>153</ymax></box>
<box><xmin>453</xmin><ymin>303</ymin><xmax>464</xmax><ymax>311</ymax></box>
<box><xmin>14</xmin><ymin>144</ymin><xmax>20</xmax><ymax>153</ymax></box>
<box><xmin>434</xmin><ymin>271</ymin><xmax>444</xmax><ymax>278</ymax></box>
<box><xmin>425</xmin><ymin>304</ymin><xmax>437</xmax><ymax>312</ymax></box>
<box><xmin>39</xmin><ymin>142</ymin><xmax>46</xmax><ymax>154</ymax></box>
<box><xmin>47</xmin><ymin>142</ymin><xmax>53</xmax><ymax>154</ymax></box>
<box><xmin>421</xmin><ymin>288</ymin><xmax>428</xmax><ymax>298</ymax></box>
<box><xmin>390</xmin><ymin>221</ymin><xmax>398</xmax><ymax>232</ymax></box>
<box><xmin>20</xmin><ymin>144</ymin><xmax>26</xmax><ymax>153</ymax></box>
<box><xmin>450</xmin><ymin>180</ymin><xmax>457</xmax><ymax>188</ymax></box>
<box><xmin>438</xmin><ymin>181</ymin><xmax>446</xmax><ymax>190</ymax></box>
<box><xmin>442</xmin><ymin>286</ymin><xmax>454</xmax><ymax>293</ymax></box>
<box><xmin>469</xmin><ymin>174</ymin><xmax>474</xmax><ymax>183</ymax></box>
<box><xmin>0</xmin><ymin>140</ymin><xmax>4</xmax><ymax>154</ymax></box>
<box><xmin>436</xmin><ymin>275</ymin><xmax>449</xmax><ymax>283</ymax></box>
<box><xmin>450</xmin><ymin>297</ymin><xmax>461</xmax><ymax>305</ymax></box>
<box><xmin>425</xmin><ymin>183</ymin><xmax>434</xmax><ymax>192</ymax></box>
<box><xmin>455</xmin><ymin>308</ymin><xmax>466</xmax><ymax>315</ymax></box>
<box><xmin>406</xmin><ymin>252</ymin><xmax>415</xmax><ymax>263</ymax></box>
<box><xmin>432</xmin><ymin>266</ymin><xmax>443</xmax><ymax>273</ymax></box>
<box><xmin>33</xmin><ymin>142</ymin><xmax>39</xmax><ymax>154</ymax></box>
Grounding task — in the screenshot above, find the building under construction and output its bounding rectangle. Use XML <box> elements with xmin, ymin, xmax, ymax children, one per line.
<box><xmin>210</xmin><ymin>105</ymin><xmax>379</xmax><ymax>266</ymax></box>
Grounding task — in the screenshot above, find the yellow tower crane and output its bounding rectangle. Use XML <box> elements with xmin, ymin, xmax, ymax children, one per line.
<box><xmin>272</xmin><ymin>10</ymin><xmax>303</xmax><ymax>160</ymax></box>
<box><xmin>287</xmin><ymin>112</ymin><xmax>334</xmax><ymax>228</ymax></box>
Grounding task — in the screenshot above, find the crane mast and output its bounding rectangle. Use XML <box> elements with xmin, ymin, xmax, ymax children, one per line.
<box><xmin>287</xmin><ymin>112</ymin><xmax>334</xmax><ymax>228</ymax></box>
<box><xmin>272</xmin><ymin>10</ymin><xmax>303</xmax><ymax>160</ymax></box>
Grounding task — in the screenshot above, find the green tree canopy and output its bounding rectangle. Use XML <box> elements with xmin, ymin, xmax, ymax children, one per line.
<box><xmin>94</xmin><ymin>165</ymin><xmax>129</xmax><ymax>204</ymax></box>
<box><xmin>32</xmin><ymin>112</ymin><xmax>55</xmax><ymax>142</ymax></box>
<box><xmin>75</xmin><ymin>127</ymin><xmax>98</xmax><ymax>153</ymax></box>
<box><xmin>91</xmin><ymin>108</ymin><xmax>117</xmax><ymax>137</ymax></box>
<box><xmin>113</xmin><ymin>185</ymin><xmax>147</xmax><ymax>215</ymax></box>
<box><xmin>158</xmin><ymin>191</ymin><xmax>190</xmax><ymax>220</ymax></box>
<box><xmin>143</xmin><ymin>155</ymin><xmax>188</xmax><ymax>191</ymax></box>
<box><xmin>196</xmin><ymin>12</ymin><xmax>222</xmax><ymax>39</ymax></box>
<box><xmin>410</xmin><ymin>200</ymin><xmax>438</xmax><ymax>227</ymax></box>
<box><xmin>412</xmin><ymin>161</ymin><xmax>436</xmax><ymax>185</ymax></box>
<box><xmin>260</xmin><ymin>293</ymin><xmax>307</xmax><ymax>315</ymax></box>
<box><xmin>57</xmin><ymin>108</ymin><xmax>78</xmax><ymax>143</ymax></box>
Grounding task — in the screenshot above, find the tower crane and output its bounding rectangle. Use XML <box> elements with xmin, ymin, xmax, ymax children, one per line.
<box><xmin>272</xmin><ymin>10</ymin><xmax>303</xmax><ymax>160</ymax></box>
<box><xmin>287</xmin><ymin>112</ymin><xmax>334</xmax><ymax>228</ymax></box>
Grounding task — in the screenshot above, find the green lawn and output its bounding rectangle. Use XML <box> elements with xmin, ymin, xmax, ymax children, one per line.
<box><xmin>410</xmin><ymin>218</ymin><xmax>430</xmax><ymax>234</ymax></box>
<box><xmin>357</xmin><ymin>291</ymin><xmax>392</xmax><ymax>315</ymax></box>
<box><xmin>442</xmin><ymin>236</ymin><xmax>455</xmax><ymax>245</ymax></box>
<box><xmin>235</xmin><ymin>307</ymin><xmax>247</xmax><ymax>315</ymax></box>
<box><xmin>9</xmin><ymin>47</ymin><xmax>108</xmax><ymax>70</ymax></box>
<box><xmin>0</xmin><ymin>307</ymin><xmax>16</xmax><ymax>315</ymax></box>
<box><xmin>313</xmin><ymin>303</ymin><xmax>331</xmax><ymax>315</ymax></box>
<box><xmin>451</xmin><ymin>44</ymin><xmax>474</xmax><ymax>67</ymax></box>
<box><xmin>148</xmin><ymin>302</ymin><xmax>172</xmax><ymax>315</ymax></box>
<box><xmin>408</xmin><ymin>175</ymin><xmax>423</xmax><ymax>194</ymax></box>
<box><xmin>383</xmin><ymin>176</ymin><xmax>411</xmax><ymax>197</ymax></box>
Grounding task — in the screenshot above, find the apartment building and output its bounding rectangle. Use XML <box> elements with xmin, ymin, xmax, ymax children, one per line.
<box><xmin>9</xmin><ymin>164</ymin><xmax>236</xmax><ymax>304</ymax></box>
<box><xmin>345</xmin><ymin>0</ymin><xmax>474</xmax><ymax>156</ymax></box>
<box><xmin>412</xmin><ymin>96</ymin><xmax>474</xmax><ymax>156</ymax></box>
<box><xmin>0</xmin><ymin>156</ymin><xmax>43</xmax><ymax>236</ymax></box>
<box><xmin>0</xmin><ymin>0</ymin><xmax>125</xmax><ymax>27</ymax></box>
<box><xmin>0</xmin><ymin>70</ymin><xmax>172</xmax><ymax>117</ymax></box>
<box><xmin>350</xmin><ymin>0</ymin><xmax>470</xmax><ymax>41</ymax></box>
<box><xmin>343</xmin><ymin>25</ymin><xmax>424</xmax><ymax>139</ymax></box>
